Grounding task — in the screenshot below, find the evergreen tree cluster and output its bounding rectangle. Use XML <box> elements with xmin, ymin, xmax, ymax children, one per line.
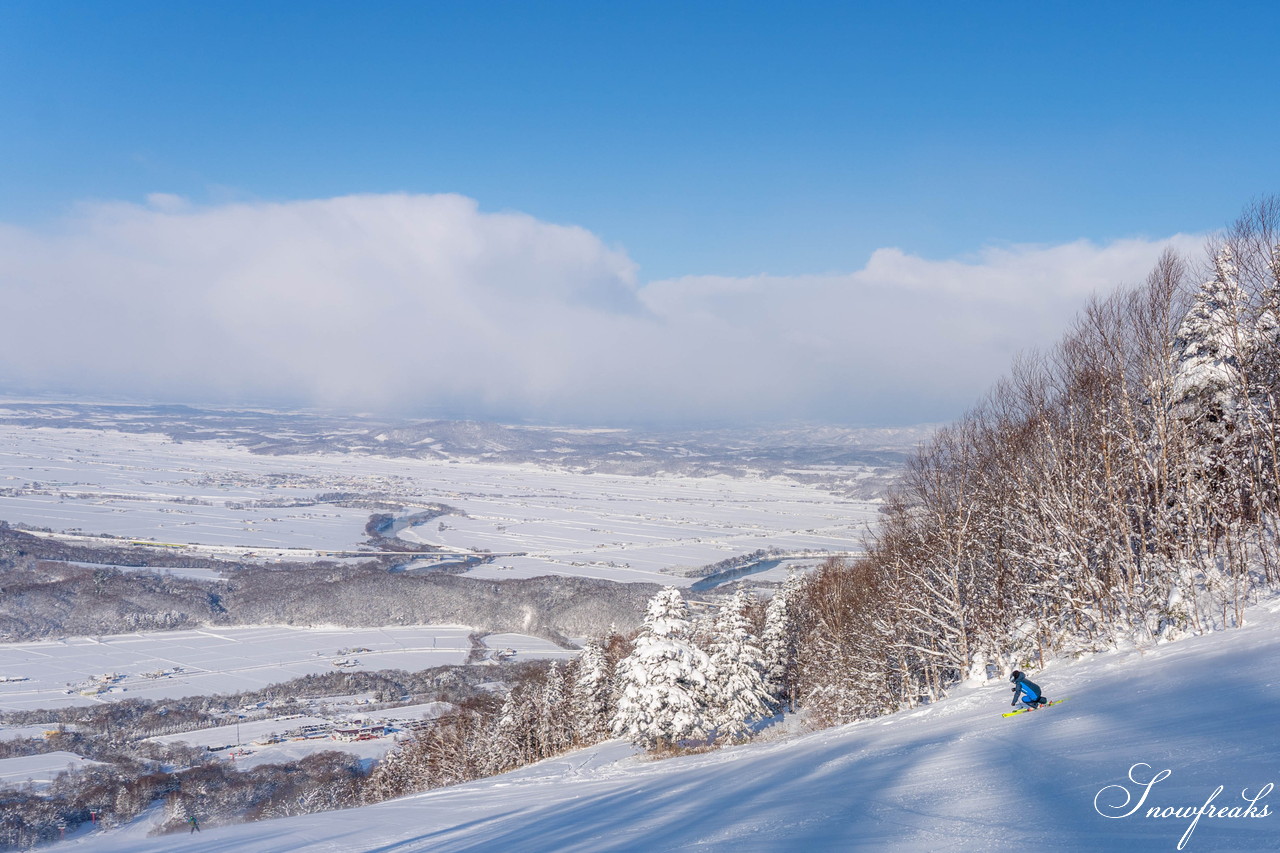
<box><xmin>792</xmin><ymin>199</ymin><xmax>1280</xmax><ymax>725</ymax></box>
<box><xmin>611</xmin><ymin>586</ymin><xmax>792</xmax><ymax>750</ymax></box>
<box><xmin>362</xmin><ymin>631</ymin><xmax>632</xmax><ymax>802</ymax></box>
<box><xmin>366</xmin><ymin>583</ymin><xmax>801</xmax><ymax>801</ymax></box>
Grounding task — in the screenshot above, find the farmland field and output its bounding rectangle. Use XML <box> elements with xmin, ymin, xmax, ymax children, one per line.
<box><xmin>0</xmin><ymin>625</ymin><xmax>573</xmax><ymax>713</ymax></box>
<box><xmin>0</xmin><ymin>421</ymin><xmax>881</xmax><ymax>586</ymax></box>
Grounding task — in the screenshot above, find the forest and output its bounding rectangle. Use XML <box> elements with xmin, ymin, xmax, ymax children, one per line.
<box><xmin>0</xmin><ymin>527</ymin><xmax>655</xmax><ymax>643</ymax></box>
<box><xmin>793</xmin><ymin>199</ymin><xmax>1280</xmax><ymax>723</ymax></box>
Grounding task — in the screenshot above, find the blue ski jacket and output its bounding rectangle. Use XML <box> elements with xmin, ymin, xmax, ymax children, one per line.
<box><xmin>1011</xmin><ymin>675</ymin><xmax>1042</xmax><ymax>706</ymax></box>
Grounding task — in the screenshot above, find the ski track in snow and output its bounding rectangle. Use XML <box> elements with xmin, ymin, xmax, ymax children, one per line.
<box><xmin>54</xmin><ymin>599</ymin><xmax>1280</xmax><ymax>852</ymax></box>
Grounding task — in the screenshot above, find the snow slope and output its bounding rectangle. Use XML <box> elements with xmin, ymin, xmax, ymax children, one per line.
<box><xmin>57</xmin><ymin>599</ymin><xmax>1280</xmax><ymax>852</ymax></box>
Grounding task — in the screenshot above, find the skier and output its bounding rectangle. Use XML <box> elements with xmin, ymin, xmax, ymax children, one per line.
<box><xmin>188</xmin><ymin>815</ymin><xmax>200</xmax><ymax>834</ymax></box>
<box><xmin>1009</xmin><ymin>670</ymin><xmax>1048</xmax><ymax>711</ymax></box>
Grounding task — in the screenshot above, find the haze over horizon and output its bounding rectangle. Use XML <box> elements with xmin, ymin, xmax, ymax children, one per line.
<box><xmin>2</xmin><ymin>2</ymin><xmax>1277</xmax><ymax>427</ymax></box>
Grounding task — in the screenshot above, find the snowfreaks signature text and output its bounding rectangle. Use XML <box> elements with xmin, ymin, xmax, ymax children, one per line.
<box><xmin>1094</xmin><ymin>763</ymin><xmax>1273</xmax><ymax>850</ymax></box>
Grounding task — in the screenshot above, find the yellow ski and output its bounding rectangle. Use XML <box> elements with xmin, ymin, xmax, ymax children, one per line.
<box><xmin>1003</xmin><ymin>697</ymin><xmax>1068</xmax><ymax>717</ymax></box>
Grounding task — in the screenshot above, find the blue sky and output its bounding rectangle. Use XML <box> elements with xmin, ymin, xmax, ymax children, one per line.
<box><xmin>1</xmin><ymin>2</ymin><xmax>1278</xmax><ymax>425</ymax></box>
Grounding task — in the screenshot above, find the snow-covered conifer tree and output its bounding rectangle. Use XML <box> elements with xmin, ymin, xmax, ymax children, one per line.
<box><xmin>1251</xmin><ymin>244</ymin><xmax>1280</xmax><ymax>516</ymax></box>
<box><xmin>1256</xmin><ymin>246</ymin><xmax>1280</xmax><ymax>352</ymax></box>
<box><xmin>707</xmin><ymin>590</ymin><xmax>773</xmax><ymax>741</ymax></box>
<box><xmin>538</xmin><ymin>660</ymin><xmax>572</xmax><ymax>755</ymax></box>
<box><xmin>761</xmin><ymin>572</ymin><xmax>800</xmax><ymax>710</ymax></box>
<box><xmin>572</xmin><ymin>639</ymin><xmax>612</xmax><ymax>742</ymax></box>
<box><xmin>611</xmin><ymin>587</ymin><xmax>714</xmax><ymax>750</ymax></box>
<box><xmin>489</xmin><ymin>682</ymin><xmax>538</xmax><ymax>772</ymax></box>
<box><xmin>1171</xmin><ymin>251</ymin><xmax>1256</xmax><ymax>570</ymax></box>
<box><xmin>365</xmin><ymin>731</ymin><xmax>434</xmax><ymax>802</ymax></box>
<box><xmin>363</xmin><ymin>745</ymin><xmax>413</xmax><ymax>803</ymax></box>
<box><xmin>1248</xmin><ymin>244</ymin><xmax>1280</xmax><ymax>427</ymax></box>
<box><xmin>1173</xmin><ymin>247</ymin><xmax>1252</xmax><ymax>422</ymax></box>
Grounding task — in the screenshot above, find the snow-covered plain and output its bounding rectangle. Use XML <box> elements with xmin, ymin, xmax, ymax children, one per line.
<box><xmin>144</xmin><ymin>704</ymin><xmax>448</xmax><ymax>771</ymax></box>
<box><xmin>59</xmin><ymin>597</ymin><xmax>1280</xmax><ymax>852</ymax></box>
<box><xmin>0</xmin><ymin>723</ymin><xmax>61</xmax><ymax>741</ymax></box>
<box><xmin>216</xmin><ymin>737</ymin><xmax>397</xmax><ymax>772</ymax></box>
<box><xmin>0</xmin><ymin>751</ymin><xmax>101</xmax><ymax>790</ymax></box>
<box><xmin>0</xmin><ymin>626</ymin><xmax>573</xmax><ymax>713</ymax></box>
<box><xmin>0</xmin><ymin>425</ymin><xmax>875</xmax><ymax>585</ymax></box>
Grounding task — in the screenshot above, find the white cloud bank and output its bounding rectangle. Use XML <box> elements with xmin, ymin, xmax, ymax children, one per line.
<box><xmin>0</xmin><ymin>193</ymin><xmax>1203</xmax><ymax>426</ymax></box>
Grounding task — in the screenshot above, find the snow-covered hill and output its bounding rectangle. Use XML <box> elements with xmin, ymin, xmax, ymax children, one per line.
<box><xmin>59</xmin><ymin>599</ymin><xmax>1280</xmax><ymax>852</ymax></box>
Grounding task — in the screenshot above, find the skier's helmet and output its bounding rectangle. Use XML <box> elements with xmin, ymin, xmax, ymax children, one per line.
<box><xmin>1009</xmin><ymin>670</ymin><xmax>1024</xmax><ymax>683</ymax></box>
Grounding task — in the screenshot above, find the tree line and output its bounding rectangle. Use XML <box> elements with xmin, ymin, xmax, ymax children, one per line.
<box><xmin>0</xmin><ymin>529</ymin><xmax>656</xmax><ymax>643</ymax></box>
<box><xmin>0</xmin><ymin>750</ymin><xmax>365</xmax><ymax>849</ymax></box>
<box><xmin>792</xmin><ymin>199</ymin><xmax>1280</xmax><ymax>724</ymax></box>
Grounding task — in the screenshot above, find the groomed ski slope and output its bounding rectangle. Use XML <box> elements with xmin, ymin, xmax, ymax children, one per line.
<box><xmin>61</xmin><ymin>599</ymin><xmax>1280</xmax><ymax>853</ymax></box>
